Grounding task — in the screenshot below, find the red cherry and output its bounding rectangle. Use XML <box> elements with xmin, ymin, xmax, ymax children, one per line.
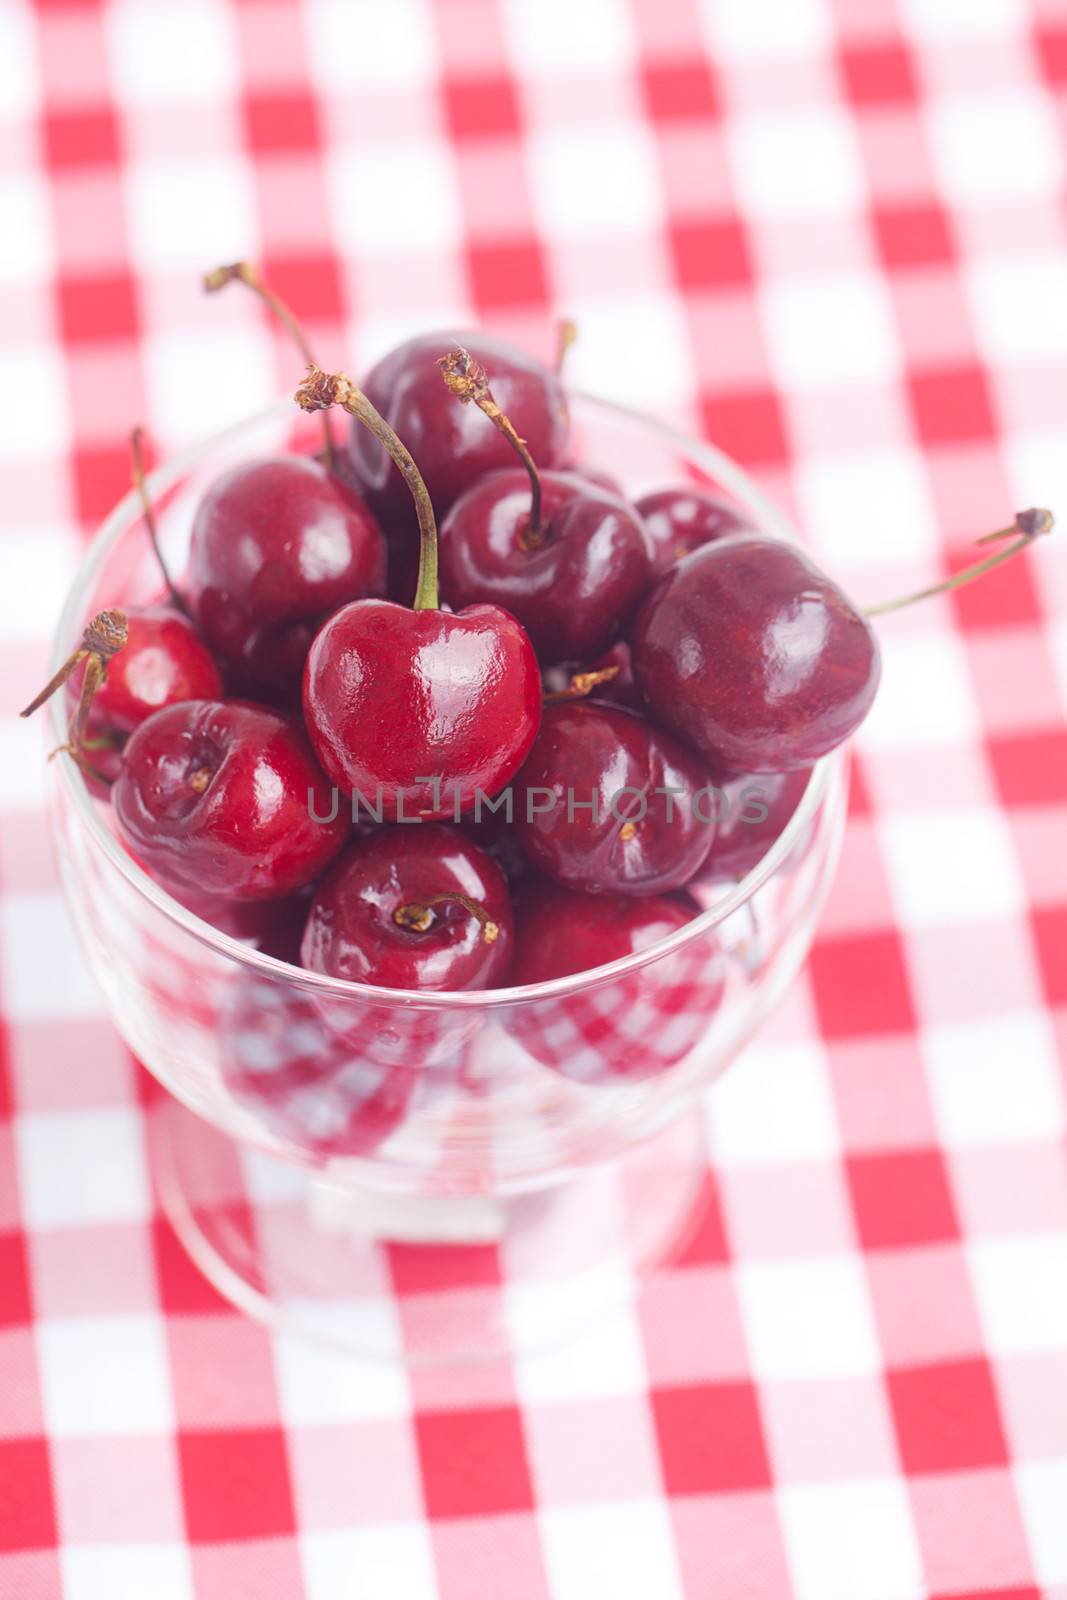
<box><xmin>631</xmin><ymin>535</ymin><xmax>881</xmax><ymax>772</ymax></box>
<box><xmin>301</xmin><ymin>824</ymin><xmax>513</xmax><ymax>992</ymax></box>
<box><xmin>435</xmin><ymin>349</ymin><xmax>652</xmax><ymax>664</ymax></box>
<box><xmin>67</xmin><ymin>604</ymin><xmax>222</xmax><ymax>736</ymax></box>
<box><xmin>186</xmin><ymin>456</ymin><xmax>386</xmax><ymax>701</ymax></box>
<box><xmin>694</xmin><ymin>768</ymin><xmax>812</xmax><ymax>883</ymax></box>
<box><xmin>113</xmin><ymin>699</ymin><xmax>348</xmax><ymax>900</ymax></box>
<box><xmin>221</xmin><ymin>975</ymin><xmax>414</xmax><ymax>1158</ymax></box>
<box><xmin>514</xmin><ymin>701</ymin><xmax>714</xmax><ymax>895</ymax></box>
<box><xmin>439</xmin><ymin>469</ymin><xmax>654</xmax><ymax>665</ymax></box>
<box><xmin>296</xmin><ymin>368</ymin><xmax>542</xmax><ymax>822</ymax></box>
<box><xmin>637</xmin><ymin>486</ymin><xmax>754</xmax><ymax>571</ymax></box>
<box><xmin>507</xmin><ymin>881</ymin><xmax>721</xmax><ymax>1083</ymax></box>
<box><xmin>348</xmin><ymin>331</ymin><xmax>568</xmax><ymax>518</ymax></box>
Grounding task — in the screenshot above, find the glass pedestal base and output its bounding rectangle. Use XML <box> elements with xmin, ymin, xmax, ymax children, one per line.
<box><xmin>150</xmin><ymin>1095</ymin><xmax>711</xmax><ymax>1364</ymax></box>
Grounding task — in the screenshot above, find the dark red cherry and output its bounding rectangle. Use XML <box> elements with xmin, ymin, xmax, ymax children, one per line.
<box><xmin>304</xmin><ymin>599</ymin><xmax>540</xmax><ymax>821</ymax></box>
<box><xmin>221</xmin><ymin>975</ymin><xmax>414</xmax><ymax>1158</ymax></box>
<box><xmin>695</xmin><ymin>768</ymin><xmax>812</xmax><ymax>883</ymax></box>
<box><xmin>440</xmin><ymin>469</ymin><xmax>653</xmax><ymax>664</ymax></box>
<box><xmin>631</xmin><ymin>535</ymin><xmax>881</xmax><ymax>772</ymax></box>
<box><xmin>636</xmin><ymin>486</ymin><xmax>754</xmax><ymax>571</ymax></box>
<box><xmin>186</xmin><ymin>456</ymin><xmax>386</xmax><ymax>700</ymax></box>
<box><xmin>514</xmin><ymin>701</ymin><xmax>714</xmax><ymax>895</ymax></box>
<box><xmin>296</xmin><ymin>368</ymin><xmax>542</xmax><ymax>823</ymax></box>
<box><xmin>114</xmin><ymin>699</ymin><xmax>348</xmax><ymax>900</ymax></box>
<box><xmin>507</xmin><ymin>882</ymin><xmax>721</xmax><ymax>1082</ymax></box>
<box><xmin>511</xmin><ymin>881</ymin><xmax>695</xmax><ymax>984</ymax></box>
<box><xmin>348</xmin><ymin>331</ymin><xmax>568</xmax><ymax>517</ymax></box>
<box><xmin>301</xmin><ymin>825</ymin><xmax>513</xmax><ymax>992</ymax></box>
<box><xmin>67</xmin><ymin>604</ymin><xmax>222</xmax><ymax>736</ymax></box>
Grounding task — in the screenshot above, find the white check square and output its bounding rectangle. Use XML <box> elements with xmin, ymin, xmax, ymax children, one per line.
<box><xmin>504</xmin><ymin>0</ymin><xmax>637</xmax><ymax>72</ymax></box>
<box><xmin>699</xmin><ymin>0</ymin><xmax>833</xmax><ymax>58</ymax></box>
<box><xmin>0</xmin><ymin>892</ymin><xmax>104</xmax><ymax>1023</ymax></box>
<box><xmin>529</xmin><ymin>124</ymin><xmax>663</xmax><ymax>237</ymax></box>
<box><xmin>967</xmin><ymin>254</ymin><xmax>1067</xmax><ymax>363</ymax></box>
<box><xmin>778</xmin><ymin>1479</ymin><xmax>924</xmax><ymax>1600</ymax></box>
<box><xmin>126</xmin><ymin>158</ymin><xmax>259</xmax><ymax>271</ymax></box>
<box><xmin>926</xmin><ymin>1012</ymin><xmax>1065</xmax><ymax>1146</ymax></box>
<box><xmin>17</xmin><ymin>1107</ymin><xmax>149</xmax><ymax>1228</ymax></box>
<box><xmin>860</xmin><ymin>629</ymin><xmax>980</xmax><ymax>751</ymax></box>
<box><xmin>0</xmin><ymin>347</ymin><xmax>70</xmax><ymax>459</ymax></box>
<box><xmin>0</xmin><ymin>176</ymin><xmax>54</xmax><ymax>289</ymax></box>
<box><xmin>929</xmin><ymin>90</ymin><xmax>1062</xmax><ymax>202</ymax></box>
<box><xmin>39</xmin><ymin>1315</ymin><xmax>174</xmax><ymax>1436</ymax></box>
<box><xmin>306</xmin><ymin>0</ymin><xmax>438</xmax><ymax>91</ymax></box>
<box><xmin>272</xmin><ymin>1309</ymin><xmax>411</xmax><ymax>1423</ymax></box>
<box><xmin>798</xmin><ymin>450</ymin><xmax>937</xmax><ymax>569</ymax></box>
<box><xmin>728</xmin><ymin>107</ymin><xmax>865</xmax><ymax>217</ymax></box>
<box><xmin>62</xmin><ymin>1544</ymin><xmax>193</xmax><ymax>1600</ymax></box>
<box><xmin>106</xmin><ymin>0</ymin><xmax>238</xmax><ymax>105</ymax></box>
<box><xmin>301</xmin><ymin>1525</ymin><xmax>437</xmax><ymax>1600</ymax></box>
<box><xmin>737</xmin><ymin>1257</ymin><xmax>881</xmax><ymax>1379</ymax></box>
<box><xmin>881</xmin><ymin>810</ymin><xmax>1024</xmax><ymax>925</ymax></box>
<box><xmin>0</xmin><ymin>2</ymin><xmax>39</xmax><ymax>121</ymax></box>
<box><xmin>1015</xmin><ymin>1459</ymin><xmax>1067</xmax><ymax>1583</ymax></box>
<box><xmin>328</xmin><ymin>143</ymin><xmax>462</xmax><ymax>253</ymax></box>
<box><xmin>762</xmin><ymin>273</ymin><xmax>900</xmax><ymax>389</ymax></box>
<box><xmin>706</xmin><ymin>1039</ymin><xmax>840</xmax><ymax>1166</ymax></box>
<box><xmin>541</xmin><ymin>1501</ymin><xmax>684</xmax><ymax>1600</ymax></box>
<box><xmin>968</xmin><ymin>1235</ymin><xmax>1067</xmax><ymax>1354</ymax></box>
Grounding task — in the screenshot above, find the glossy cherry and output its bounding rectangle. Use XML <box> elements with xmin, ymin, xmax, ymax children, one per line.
<box><xmin>631</xmin><ymin>535</ymin><xmax>881</xmax><ymax>773</ymax></box>
<box><xmin>113</xmin><ymin>699</ymin><xmax>348</xmax><ymax>900</ymax></box>
<box><xmin>301</xmin><ymin>824</ymin><xmax>513</xmax><ymax>992</ymax></box>
<box><xmin>637</xmin><ymin>485</ymin><xmax>754</xmax><ymax>571</ymax></box>
<box><xmin>186</xmin><ymin>455</ymin><xmax>386</xmax><ymax>701</ymax></box>
<box><xmin>68</xmin><ymin>604</ymin><xmax>222</xmax><ymax>737</ymax></box>
<box><xmin>694</xmin><ymin>767</ymin><xmax>812</xmax><ymax>883</ymax></box>
<box><xmin>511</xmin><ymin>881</ymin><xmax>696</xmax><ymax>984</ymax></box>
<box><xmin>514</xmin><ymin>701</ymin><xmax>714</xmax><ymax>895</ymax></box>
<box><xmin>297</xmin><ymin>368</ymin><xmax>542</xmax><ymax>821</ymax></box>
<box><xmin>348</xmin><ymin>331</ymin><xmax>569</xmax><ymax>518</ymax></box>
<box><xmin>435</xmin><ymin>349</ymin><xmax>653</xmax><ymax>664</ymax></box>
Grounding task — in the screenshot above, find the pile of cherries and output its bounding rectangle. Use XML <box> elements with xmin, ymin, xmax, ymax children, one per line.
<box><xmin>26</xmin><ymin>264</ymin><xmax>1052</xmax><ymax>1000</ymax></box>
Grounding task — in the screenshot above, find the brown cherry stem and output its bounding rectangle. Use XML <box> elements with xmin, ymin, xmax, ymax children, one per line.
<box><xmin>556</xmin><ymin>318</ymin><xmax>577</xmax><ymax>374</ymax></box>
<box><xmin>394</xmin><ymin>894</ymin><xmax>500</xmax><ymax>944</ymax></box>
<box><xmin>206</xmin><ymin>261</ymin><xmax>336</xmax><ymax>467</ymax></box>
<box><xmin>130</xmin><ymin>428</ymin><xmax>189</xmax><ymax>616</ymax></box>
<box><xmin>865</xmin><ymin>509</ymin><xmax>1054</xmax><ymax>619</ymax></box>
<box><xmin>20</xmin><ymin>609</ymin><xmax>129</xmax><ymax>758</ymax></box>
<box><xmin>295</xmin><ymin>366</ymin><xmax>439</xmax><ymax>610</ymax></box>
<box><xmin>438</xmin><ymin>346</ymin><xmax>544</xmax><ymax>548</ymax></box>
<box><xmin>543</xmin><ymin>665</ymin><xmax>620</xmax><ymax>703</ymax></box>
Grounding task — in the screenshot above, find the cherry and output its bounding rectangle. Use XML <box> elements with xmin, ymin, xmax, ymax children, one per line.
<box><xmin>296</xmin><ymin>367</ymin><xmax>541</xmax><ymax>821</ymax></box>
<box><xmin>636</xmin><ymin>485</ymin><xmax>754</xmax><ymax>571</ymax></box>
<box><xmin>113</xmin><ymin>699</ymin><xmax>348</xmax><ymax>900</ymax></box>
<box><xmin>68</xmin><ymin>605</ymin><xmax>222</xmax><ymax>736</ymax></box>
<box><xmin>436</xmin><ymin>349</ymin><xmax>654</xmax><ymax>664</ymax></box>
<box><xmin>511</xmin><ymin>881</ymin><xmax>696</xmax><ymax>984</ymax></box>
<box><xmin>506</xmin><ymin>881</ymin><xmax>723</xmax><ymax>1082</ymax></box>
<box><xmin>347</xmin><ymin>330</ymin><xmax>569</xmax><ymax>519</ymax></box>
<box><xmin>631</xmin><ymin>535</ymin><xmax>881</xmax><ymax>773</ymax></box>
<box><xmin>514</xmin><ymin>701</ymin><xmax>714</xmax><ymax>895</ymax></box>
<box><xmin>221</xmin><ymin>974</ymin><xmax>414</xmax><ymax>1158</ymax></box>
<box><xmin>694</xmin><ymin>767</ymin><xmax>812</xmax><ymax>883</ymax></box>
<box><xmin>301</xmin><ymin>824</ymin><xmax>513</xmax><ymax>992</ymax></box>
<box><xmin>186</xmin><ymin>455</ymin><xmax>386</xmax><ymax>702</ymax></box>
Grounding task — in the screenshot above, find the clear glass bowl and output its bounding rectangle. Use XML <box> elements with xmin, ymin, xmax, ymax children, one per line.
<box><xmin>48</xmin><ymin>394</ymin><xmax>847</xmax><ymax>1359</ymax></box>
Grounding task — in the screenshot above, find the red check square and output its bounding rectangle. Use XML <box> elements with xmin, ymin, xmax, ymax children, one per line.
<box><xmin>669</xmin><ymin>218</ymin><xmax>752</xmax><ymax>290</ymax></box>
<box><xmin>0</xmin><ymin>1235</ymin><xmax>32</xmax><ymax>1328</ymax></box>
<box><xmin>57</xmin><ymin>273</ymin><xmax>138</xmax><ymax>344</ymax></box>
<box><xmin>43</xmin><ymin>108</ymin><xmax>119</xmax><ymax>169</ymax></box>
<box><xmin>653</xmin><ymin>1382</ymin><xmax>771</xmax><ymax>1494</ymax></box>
<box><xmin>873</xmin><ymin>203</ymin><xmax>954</xmax><ymax>268</ymax></box>
<box><xmin>643</xmin><ymin>61</ymin><xmax>719</xmax><ymax>121</ymax></box>
<box><xmin>847</xmin><ymin>1149</ymin><xmax>958</xmax><ymax>1250</ymax></box>
<box><xmin>0</xmin><ymin>1440</ymin><xmax>57</xmax><ymax>1553</ymax></box>
<box><xmin>699</xmin><ymin>390</ymin><xmax>789</xmax><ymax>469</ymax></box>
<box><xmin>840</xmin><ymin>43</ymin><xmax>916</xmax><ymax>105</ymax></box>
<box><xmin>990</xmin><ymin>730</ymin><xmax>1067</xmax><ymax>806</ymax></box>
<box><xmin>810</xmin><ymin>932</ymin><xmax>914</xmax><ymax>1039</ymax></box>
<box><xmin>909</xmin><ymin>366</ymin><xmax>996</xmax><ymax>446</ymax></box>
<box><xmin>1031</xmin><ymin>908</ymin><xmax>1067</xmax><ymax>1007</ymax></box>
<box><xmin>467</xmin><ymin>239</ymin><xmax>548</xmax><ymax>308</ymax></box>
<box><xmin>245</xmin><ymin>92</ymin><xmax>321</xmax><ymax>153</ymax></box>
<box><xmin>416</xmin><ymin>1408</ymin><xmax>533</xmax><ymax>1518</ymax></box>
<box><xmin>179</xmin><ymin>1429</ymin><xmax>296</xmax><ymax>1542</ymax></box>
<box><xmin>889</xmin><ymin>1360</ymin><xmax>1009</xmax><ymax>1474</ymax></box>
<box><xmin>443</xmin><ymin>77</ymin><xmax>520</xmax><ymax>141</ymax></box>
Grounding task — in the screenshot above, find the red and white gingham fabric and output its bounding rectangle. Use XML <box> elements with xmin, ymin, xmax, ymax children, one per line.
<box><xmin>3</xmin><ymin>1</ymin><xmax>1067</xmax><ymax>1595</ymax></box>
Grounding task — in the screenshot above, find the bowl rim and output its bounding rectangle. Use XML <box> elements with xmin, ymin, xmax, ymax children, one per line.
<box><xmin>49</xmin><ymin>389</ymin><xmax>839</xmax><ymax>1010</ymax></box>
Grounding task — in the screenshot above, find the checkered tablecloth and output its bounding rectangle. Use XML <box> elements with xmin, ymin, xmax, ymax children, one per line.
<box><xmin>3</xmin><ymin>0</ymin><xmax>1067</xmax><ymax>1595</ymax></box>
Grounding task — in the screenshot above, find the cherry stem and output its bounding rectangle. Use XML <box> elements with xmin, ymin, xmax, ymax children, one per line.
<box><xmin>556</xmin><ymin>318</ymin><xmax>577</xmax><ymax>374</ymax></box>
<box><xmin>130</xmin><ymin>428</ymin><xmax>189</xmax><ymax>616</ymax></box>
<box><xmin>295</xmin><ymin>366</ymin><xmax>439</xmax><ymax>610</ymax></box>
<box><xmin>438</xmin><ymin>347</ymin><xmax>544</xmax><ymax>548</ymax></box>
<box><xmin>865</xmin><ymin>509</ymin><xmax>1054</xmax><ymax>619</ymax></box>
<box><xmin>394</xmin><ymin>894</ymin><xmax>500</xmax><ymax>945</ymax></box>
<box><xmin>20</xmin><ymin>610</ymin><xmax>129</xmax><ymax>758</ymax></box>
<box><xmin>543</xmin><ymin>665</ymin><xmax>620</xmax><ymax>703</ymax></box>
<box><xmin>206</xmin><ymin>261</ymin><xmax>336</xmax><ymax>468</ymax></box>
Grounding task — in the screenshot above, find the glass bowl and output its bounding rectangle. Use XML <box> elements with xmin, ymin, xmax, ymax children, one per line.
<box><xmin>48</xmin><ymin>393</ymin><xmax>847</xmax><ymax>1359</ymax></box>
